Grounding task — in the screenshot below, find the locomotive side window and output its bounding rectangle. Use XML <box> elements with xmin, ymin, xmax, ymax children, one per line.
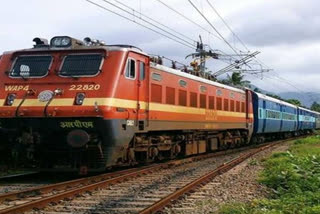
<box><xmin>230</xmin><ymin>100</ymin><xmax>235</xmax><ymax>112</ymax></box>
<box><xmin>60</xmin><ymin>54</ymin><xmax>103</xmax><ymax>77</ymax></box>
<box><xmin>216</xmin><ymin>89</ymin><xmax>222</xmax><ymax>96</ymax></box>
<box><xmin>236</xmin><ymin>101</ymin><xmax>240</xmax><ymax>112</ymax></box>
<box><xmin>139</xmin><ymin>61</ymin><xmax>145</xmax><ymax>80</ymax></box>
<box><xmin>200</xmin><ymin>85</ymin><xmax>207</xmax><ymax>93</ymax></box>
<box><xmin>10</xmin><ymin>55</ymin><xmax>52</xmax><ymax>78</ymax></box>
<box><xmin>166</xmin><ymin>87</ymin><xmax>175</xmax><ymax>105</ymax></box>
<box><xmin>152</xmin><ymin>73</ymin><xmax>162</xmax><ymax>81</ymax></box>
<box><xmin>216</xmin><ymin>97</ymin><xmax>222</xmax><ymax>110</ymax></box>
<box><xmin>179</xmin><ymin>80</ymin><xmax>187</xmax><ymax>87</ymax></box>
<box><xmin>200</xmin><ymin>94</ymin><xmax>206</xmax><ymax>108</ymax></box>
<box><xmin>179</xmin><ymin>90</ymin><xmax>187</xmax><ymax>106</ymax></box>
<box><xmin>241</xmin><ymin>102</ymin><xmax>245</xmax><ymax>113</ymax></box>
<box><xmin>190</xmin><ymin>92</ymin><xmax>198</xmax><ymax>107</ymax></box>
<box><xmin>209</xmin><ymin>96</ymin><xmax>215</xmax><ymax>109</ymax></box>
<box><xmin>224</xmin><ymin>99</ymin><xmax>229</xmax><ymax>111</ymax></box>
<box><xmin>125</xmin><ymin>58</ymin><xmax>136</xmax><ymax>79</ymax></box>
<box><xmin>151</xmin><ymin>84</ymin><xmax>162</xmax><ymax>103</ymax></box>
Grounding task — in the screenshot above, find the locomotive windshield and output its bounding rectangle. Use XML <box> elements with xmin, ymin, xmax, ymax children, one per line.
<box><xmin>59</xmin><ymin>54</ymin><xmax>103</xmax><ymax>77</ymax></box>
<box><xmin>10</xmin><ymin>55</ymin><xmax>52</xmax><ymax>78</ymax></box>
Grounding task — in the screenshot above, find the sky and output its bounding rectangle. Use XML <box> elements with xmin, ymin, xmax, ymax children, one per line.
<box><xmin>0</xmin><ymin>0</ymin><xmax>319</xmax><ymax>94</ymax></box>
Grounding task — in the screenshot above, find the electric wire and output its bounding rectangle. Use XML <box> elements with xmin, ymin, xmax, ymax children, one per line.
<box><xmin>112</xmin><ymin>0</ymin><xmax>196</xmax><ymax>44</ymax></box>
<box><xmin>87</xmin><ymin>0</ymin><xmax>317</xmax><ymax>106</ymax></box>
<box><xmin>85</xmin><ymin>0</ymin><xmax>196</xmax><ymax>49</ymax></box>
<box><xmin>187</xmin><ymin>0</ymin><xmax>242</xmax><ymax>58</ymax></box>
<box><xmin>206</xmin><ymin>0</ymin><xmax>250</xmax><ymax>52</ymax></box>
<box><xmin>99</xmin><ymin>0</ymin><xmax>196</xmax><ymax>47</ymax></box>
<box><xmin>154</xmin><ymin>0</ymin><xmax>222</xmax><ymax>41</ymax></box>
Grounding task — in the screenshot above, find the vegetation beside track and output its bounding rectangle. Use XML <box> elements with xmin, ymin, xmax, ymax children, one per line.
<box><xmin>219</xmin><ymin>135</ymin><xmax>320</xmax><ymax>214</ymax></box>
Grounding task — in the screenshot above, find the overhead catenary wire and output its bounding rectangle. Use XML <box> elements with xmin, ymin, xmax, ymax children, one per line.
<box><xmin>112</xmin><ymin>0</ymin><xmax>197</xmax><ymax>44</ymax></box>
<box><xmin>205</xmin><ymin>0</ymin><xmax>250</xmax><ymax>52</ymax></box>
<box><xmin>187</xmin><ymin>0</ymin><xmax>242</xmax><ymax>58</ymax></box>
<box><xmin>99</xmin><ymin>0</ymin><xmax>196</xmax><ymax>47</ymax></box>
<box><xmin>154</xmin><ymin>0</ymin><xmax>222</xmax><ymax>42</ymax></box>
<box><xmin>204</xmin><ymin>0</ymin><xmax>275</xmax><ymax>75</ymax></box>
<box><xmin>87</xmin><ymin>0</ymin><xmax>318</xmax><ymax>105</ymax></box>
<box><xmin>85</xmin><ymin>0</ymin><xmax>196</xmax><ymax>50</ymax></box>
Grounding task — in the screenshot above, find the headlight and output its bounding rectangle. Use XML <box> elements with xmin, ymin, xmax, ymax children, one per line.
<box><xmin>6</xmin><ymin>94</ymin><xmax>16</xmax><ymax>106</ymax></box>
<box><xmin>50</xmin><ymin>36</ymin><xmax>72</xmax><ymax>47</ymax></box>
<box><xmin>75</xmin><ymin>93</ymin><xmax>85</xmax><ymax>105</ymax></box>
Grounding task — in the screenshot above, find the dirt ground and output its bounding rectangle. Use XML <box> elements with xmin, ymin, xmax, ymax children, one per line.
<box><xmin>164</xmin><ymin>142</ymin><xmax>291</xmax><ymax>214</ymax></box>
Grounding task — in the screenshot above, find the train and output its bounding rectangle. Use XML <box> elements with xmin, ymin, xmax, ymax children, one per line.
<box><xmin>0</xmin><ymin>36</ymin><xmax>319</xmax><ymax>173</ymax></box>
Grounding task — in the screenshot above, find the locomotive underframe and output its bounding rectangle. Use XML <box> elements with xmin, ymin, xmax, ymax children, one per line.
<box><xmin>0</xmin><ymin>116</ymin><xmax>251</xmax><ymax>173</ymax></box>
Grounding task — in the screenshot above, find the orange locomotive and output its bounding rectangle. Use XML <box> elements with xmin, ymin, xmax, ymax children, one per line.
<box><xmin>0</xmin><ymin>36</ymin><xmax>253</xmax><ymax>172</ymax></box>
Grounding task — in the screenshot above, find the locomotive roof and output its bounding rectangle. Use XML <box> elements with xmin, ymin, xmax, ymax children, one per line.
<box><xmin>150</xmin><ymin>62</ymin><xmax>245</xmax><ymax>94</ymax></box>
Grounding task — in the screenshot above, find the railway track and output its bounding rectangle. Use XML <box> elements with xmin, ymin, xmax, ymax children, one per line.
<box><xmin>0</xmin><ymin>138</ymin><xmax>295</xmax><ymax>214</ymax></box>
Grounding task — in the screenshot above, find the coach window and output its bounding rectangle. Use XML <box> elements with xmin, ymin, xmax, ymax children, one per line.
<box><xmin>139</xmin><ymin>61</ymin><xmax>145</xmax><ymax>80</ymax></box>
<box><xmin>259</xmin><ymin>109</ymin><xmax>263</xmax><ymax>118</ymax></box>
<box><xmin>125</xmin><ymin>58</ymin><xmax>136</xmax><ymax>79</ymax></box>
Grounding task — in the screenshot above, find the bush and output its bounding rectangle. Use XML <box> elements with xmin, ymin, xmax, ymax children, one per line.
<box><xmin>219</xmin><ymin>136</ymin><xmax>320</xmax><ymax>214</ymax></box>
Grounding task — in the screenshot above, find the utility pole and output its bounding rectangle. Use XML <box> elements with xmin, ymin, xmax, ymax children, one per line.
<box><xmin>185</xmin><ymin>36</ymin><xmax>218</xmax><ymax>78</ymax></box>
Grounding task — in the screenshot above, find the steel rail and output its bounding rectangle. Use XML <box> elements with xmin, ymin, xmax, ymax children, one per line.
<box><xmin>0</xmin><ymin>147</ymin><xmax>248</xmax><ymax>214</ymax></box>
<box><xmin>139</xmin><ymin>139</ymin><xmax>289</xmax><ymax>214</ymax></box>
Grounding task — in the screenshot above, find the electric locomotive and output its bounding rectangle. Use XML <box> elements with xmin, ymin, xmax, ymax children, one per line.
<box><xmin>0</xmin><ymin>36</ymin><xmax>255</xmax><ymax>173</ymax></box>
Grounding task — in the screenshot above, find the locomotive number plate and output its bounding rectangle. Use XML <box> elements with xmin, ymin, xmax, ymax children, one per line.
<box><xmin>69</xmin><ymin>84</ymin><xmax>101</xmax><ymax>91</ymax></box>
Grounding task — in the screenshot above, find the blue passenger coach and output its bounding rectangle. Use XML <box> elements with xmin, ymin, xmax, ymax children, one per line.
<box><xmin>252</xmin><ymin>92</ymin><xmax>298</xmax><ymax>139</ymax></box>
<box><xmin>298</xmin><ymin>107</ymin><xmax>317</xmax><ymax>131</ymax></box>
<box><xmin>316</xmin><ymin>111</ymin><xmax>320</xmax><ymax>130</ymax></box>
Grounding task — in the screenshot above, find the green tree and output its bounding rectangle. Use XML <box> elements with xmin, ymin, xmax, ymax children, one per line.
<box><xmin>254</xmin><ymin>88</ymin><xmax>262</xmax><ymax>93</ymax></box>
<box><xmin>286</xmin><ymin>99</ymin><xmax>302</xmax><ymax>106</ymax></box>
<box><xmin>266</xmin><ymin>93</ymin><xmax>283</xmax><ymax>100</ymax></box>
<box><xmin>311</xmin><ymin>102</ymin><xmax>320</xmax><ymax>112</ymax></box>
<box><xmin>221</xmin><ymin>72</ymin><xmax>250</xmax><ymax>87</ymax></box>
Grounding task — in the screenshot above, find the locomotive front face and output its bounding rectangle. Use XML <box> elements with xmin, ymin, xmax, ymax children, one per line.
<box><xmin>0</xmin><ymin>36</ymin><xmax>135</xmax><ymax>172</ymax></box>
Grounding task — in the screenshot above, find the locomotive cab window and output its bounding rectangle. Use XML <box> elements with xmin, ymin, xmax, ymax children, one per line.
<box><xmin>125</xmin><ymin>58</ymin><xmax>136</xmax><ymax>79</ymax></box>
<box><xmin>60</xmin><ymin>54</ymin><xmax>103</xmax><ymax>77</ymax></box>
<box><xmin>139</xmin><ymin>61</ymin><xmax>145</xmax><ymax>80</ymax></box>
<box><xmin>10</xmin><ymin>55</ymin><xmax>52</xmax><ymax>78</ymax></box>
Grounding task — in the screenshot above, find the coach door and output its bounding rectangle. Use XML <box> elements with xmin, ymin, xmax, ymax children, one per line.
<box><xmin>136</xmin><ymin>55</ymin><xmax>149</xmax><ymax>130</ymax></box>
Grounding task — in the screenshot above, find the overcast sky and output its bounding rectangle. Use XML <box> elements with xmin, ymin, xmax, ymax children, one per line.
<box><xmin>0</xmin><ymin>0</ymin><xmax>319</xmax><ymax>94</ymax></box>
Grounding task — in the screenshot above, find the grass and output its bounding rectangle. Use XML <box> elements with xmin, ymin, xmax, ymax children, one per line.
<box><xmin>219</xmin><ymin>135</ymin><xmax>320</xmax><ymax>214</ymax></box>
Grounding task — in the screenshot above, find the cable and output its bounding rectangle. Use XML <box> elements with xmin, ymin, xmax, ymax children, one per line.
<box><xmin>187</xmin><ymin>0</ymin><xmax>242</xmax><ymax>58</ymax></box>
<box><xmin>205</xmin><ymin>0</ymin><xmax>250</xmax><ymax>52</ymax></box>
<box><xmin>99</xmin><ymin>0</ymin><xmax>195</xmax><ymax>47</ymax></box>
<box><xmin>154</xmin><ymin>0</ymin><xmax>222</xmax><ymax>41</ymax></box>
<box><xmin>112</xmin><ymin>0</ymin><xmax>196</xmax><ymax>44</ymax></box>
<box><xmin>85</xmin><ymin>0</ymin><xmax>196</xmax><ymax>50</ymax></box>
